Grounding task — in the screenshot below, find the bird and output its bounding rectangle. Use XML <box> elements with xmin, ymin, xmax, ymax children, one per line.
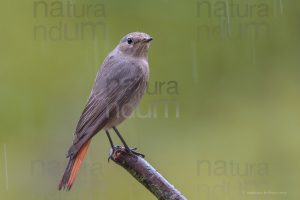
<box><xmin>59</xmin><ymin>32</ymin><xmax>153</xmax><ymax>190</ymax></box>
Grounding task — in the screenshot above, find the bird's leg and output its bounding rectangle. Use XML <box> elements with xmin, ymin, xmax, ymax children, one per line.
<box><xmin>112</xmin><ymin>127</ymin><xmax>130</xmax><ymax>150</ymax></box>
<box><xmin>105</xmin><ymin>130</ymin><xmax>120</xmax><ymax>162</ymax></box>
<box><xmin>105</xmin><ymin>130</ymin><xmax>114</xmax><ymax>148</ymax></box>
<box><xmin>112</xmin><ymin>126</ymin><xmax>145</xmax><ymax>158</ymax></box>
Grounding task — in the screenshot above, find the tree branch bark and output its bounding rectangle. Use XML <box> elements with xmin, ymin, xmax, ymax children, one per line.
<box><xmin>109</xmin><ymin>146</ymin><xmax>187</xmax><ymax>200</ymax></box>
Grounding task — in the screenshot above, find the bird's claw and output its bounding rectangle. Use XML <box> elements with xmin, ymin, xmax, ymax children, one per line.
<box><xmin>107</xmin><ymin>145</ymin><xmax>145</xmax><ymax>162</ymax></box>
<box><xmin>126</xmin><ymin>147</ymin><xmax>145</xmax><ymax>158</ymax></box>
<box><xmin>107</xmin><ymin>145</ymin><xmax>122</xmax><ymax>162</ymax></box>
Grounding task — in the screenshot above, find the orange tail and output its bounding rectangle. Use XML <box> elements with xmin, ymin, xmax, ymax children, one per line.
<box><xmin>59</xmin><ymin>140</ymin><xmax>91</xmax><ymax>190</ymax></box>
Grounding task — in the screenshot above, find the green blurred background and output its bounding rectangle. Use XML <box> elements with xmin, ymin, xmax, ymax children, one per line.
<box><xmin>1</xmin><ymin>0</ymin><xmax>300</xmax><ymax>199</ymax></box>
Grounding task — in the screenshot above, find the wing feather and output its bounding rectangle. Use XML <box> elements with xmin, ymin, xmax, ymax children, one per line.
<box><xmin>67</xmin><ymin>59</ymin><xmax>146</xmax><ymax>157</ymax></box>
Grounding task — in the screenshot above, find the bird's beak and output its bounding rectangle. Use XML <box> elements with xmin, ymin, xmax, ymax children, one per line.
<box><xmin>144</xmin><ymin>37</ymin><xmax>153</xmax><ymax>43</ymax></box>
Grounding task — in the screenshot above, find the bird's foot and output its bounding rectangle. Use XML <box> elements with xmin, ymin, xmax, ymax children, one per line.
<box><xmin>126</xmin><ymin>147</ymin><xmax>145</xmax><ymax>158</ymax></box>
<box><xmin>108</xmin><ymin>145</ymin><xmax>145</xmax><ymax>162</ymax></box>
<box><xmin>107</xmin><ymin>145</ymin><xmax>122</xmax><ymax>162</ymax></box>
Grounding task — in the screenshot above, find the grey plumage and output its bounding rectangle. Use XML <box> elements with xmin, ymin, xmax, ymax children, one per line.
<box><xmin>59</xmin><ymin>32</ymin><xmax>152</xmax><ymax>190</ymax></box>
<box><xmin>67</xmin><ymin>32</ymin><xmax>152</xmax><ymax>158</ymax></box>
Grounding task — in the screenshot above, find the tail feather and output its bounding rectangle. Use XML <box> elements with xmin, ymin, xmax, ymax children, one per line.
<box><xmin>59</xmin><ymin>140</ymin><xmax>91</xmax><ymax>190</ymax></box>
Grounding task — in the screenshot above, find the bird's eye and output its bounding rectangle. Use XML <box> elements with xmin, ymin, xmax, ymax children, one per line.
<box><xmin>127</xmin><ymin>38</ymin><xmax>133</xmax><ymax>44</ymax></box>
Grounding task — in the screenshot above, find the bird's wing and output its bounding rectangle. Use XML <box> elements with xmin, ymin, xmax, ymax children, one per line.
<box><xmin>67</xmin><ymin>59</ymin><xmax>146</xmax><ymax>158</ymax></box>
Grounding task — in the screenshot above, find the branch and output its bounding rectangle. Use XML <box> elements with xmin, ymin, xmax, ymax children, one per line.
<box><xmin>109</xmin><ymin>146</ymin><xmax>187</xmax><ymax>200</ymax></box>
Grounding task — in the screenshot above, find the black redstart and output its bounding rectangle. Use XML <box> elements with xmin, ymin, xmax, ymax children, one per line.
<box><xmin>59</xmin><ymin>32</ymin><xmax>153</xmax><ymax>190</ymax></box>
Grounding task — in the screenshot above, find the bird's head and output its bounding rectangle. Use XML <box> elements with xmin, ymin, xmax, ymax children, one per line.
<box><xmin>117</xmin><ymin>32</ymin><xmax>153</xmax><ymax>58</ymax></box>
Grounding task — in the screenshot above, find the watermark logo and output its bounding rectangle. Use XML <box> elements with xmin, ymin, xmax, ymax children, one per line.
<box><xmin>33</xmin><ymin>1</ymin><xmax>106</xmax><ymax>41</ymax></box>
<box><xmin>196</xmin><ymin>160</ymin><xmax>272</xmax><ymax>199</ymax></box>
<box><xmin>30</xmin><ymin>159</ymin><xmax>103</xmax><ymax>181</ymax></box>
<box><xmin>196</xmin><ymin>0</ymin><xmax>273</xmax><ymax>40</ymax></box>
<box><xmin>99</xmin><ymin>77</ymin><xmax>180</xmax><ymax>119</ymax></box>
<box><xmin>197</xmin><ymin>160</ymin><xmax>269</xmax><ymax>176</ymax></box>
